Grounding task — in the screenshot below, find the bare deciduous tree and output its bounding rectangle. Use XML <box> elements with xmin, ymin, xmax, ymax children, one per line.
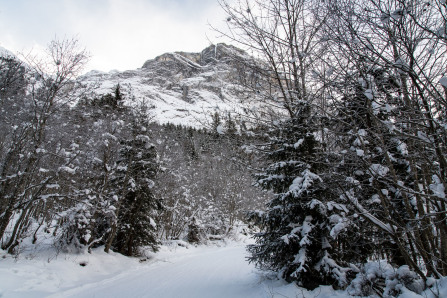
<box><xmin>0</xmin><ymin>38</ymin><xmax>88</xmax><ymax>252</ymax></box>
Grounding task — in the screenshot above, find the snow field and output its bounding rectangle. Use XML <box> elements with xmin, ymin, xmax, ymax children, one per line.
<box><xmin>1</xmin><ymin>237</ymin><xmax>446</xmax><ymax>297</ymax></box>
<box><xmin>1</xmin><ymin>239</ymin><xmax>348</xmax><ymax>298</ymax></box>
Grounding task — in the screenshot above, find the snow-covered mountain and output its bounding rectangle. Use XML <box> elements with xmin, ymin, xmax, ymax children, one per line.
<box><xmin>0</xmin><ymin>46</ymin><xmax>16</xmax><ymax>58</ymax></box>
<box><xmin>77</xmin><ymin>43</ymin><xmax>266</xmax><ymax>127</ymax></box>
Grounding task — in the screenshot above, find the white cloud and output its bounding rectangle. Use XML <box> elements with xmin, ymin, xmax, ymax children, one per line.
<box><xmin>0</xmin><ymin>0</ymin><xmax>228</xmax><ymax>73</ymax></box>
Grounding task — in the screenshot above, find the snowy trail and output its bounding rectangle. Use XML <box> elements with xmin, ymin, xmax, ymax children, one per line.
<box><xmin>1</xmin><ymin>242</ymin><xmax>348</xmax><ymax>298</ymax></box>
<box><xmin>48</xmin><ymin>244</ymin><xmax>276</xmax><ymax>298</ymax></box>
<box><xmin>2</xmin><ymin>242</ymin><xmax>445</xmax><ymax>298</ymax></box>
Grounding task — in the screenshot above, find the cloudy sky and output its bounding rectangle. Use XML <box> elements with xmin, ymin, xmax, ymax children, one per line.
<box><xmin>0</xmin><ymin>0</ymin><xmax>229</xmax><ymax>73</ymax></box>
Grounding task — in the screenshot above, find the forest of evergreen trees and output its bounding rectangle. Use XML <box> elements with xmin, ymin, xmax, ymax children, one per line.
<box><xmin>1</xmin><ymin>0</ymin><xmax>447</xmax><ymax>296</ymax></box>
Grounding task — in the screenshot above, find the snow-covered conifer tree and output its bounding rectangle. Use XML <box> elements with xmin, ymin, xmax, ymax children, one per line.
<box><xmin>248</xmin><ymin>102</ymin><xmax>352</xmax><ymax>289</ymax></box>
<box><xmin>104</xmin><ymin>109</ymin><xmax>162</xmax><ymax>256</ymax></box>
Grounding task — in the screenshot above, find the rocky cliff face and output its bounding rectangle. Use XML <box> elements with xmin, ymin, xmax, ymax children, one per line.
<box><xmin>77</xmin><ymin>43</ymin><xmax>267</xmax><ymax>128</ymax></box>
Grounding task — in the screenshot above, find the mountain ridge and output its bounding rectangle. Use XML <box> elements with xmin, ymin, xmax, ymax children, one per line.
<box><xmin>77</xmin><ymin>43</ymin><xmax>266</xmax><ymax>128</ymax></box>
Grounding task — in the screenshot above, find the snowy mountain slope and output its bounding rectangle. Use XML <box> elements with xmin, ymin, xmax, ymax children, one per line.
<box><xmin>77</xmin><ymin>44</ymin><xmax>268</xmax><ymax>128</ymax></box>
<box><xmin>0</xmin><ymin>46</ymin><xmax>16</xmax><ymax>58</ymax></box>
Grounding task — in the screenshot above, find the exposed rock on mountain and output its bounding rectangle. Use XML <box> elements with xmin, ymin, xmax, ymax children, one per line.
<box><xmin>77</xmin><ymin>43</ymin><xmax>267</xmax><ymax>128</ymax></box>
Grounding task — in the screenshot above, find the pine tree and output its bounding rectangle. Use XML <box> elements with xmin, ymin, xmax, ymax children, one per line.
<box><xmin>211</xmin><ymin>111</ymin><xmax>221</xmax><ymax>133</ymax></box>
<box><xmin>113</xmin><ymin>83</ymin><xmax>123</xmax><ymax>108</ymax></box>
<box><xmin>333</xmin><ymin>73</ymin><xmax>402</xmax><ymax>266</ymax></box>
<box><xmin>111</xmin><ymin>134</ymin><xmax>161</xmax><ymax>256</ymax></box>
<box><xmin>333</xmin><ymin>65</ymin><xmax>431</xmax><ymax>273</ymax></box>
<box><xmin>186</xmin><ymin>217</ymin><xmax>202</xmax><ymax>244</ymax></box>
<box><xmin>225</xmin><ymin>112</ymin><xmax>237</xmax><ymax>136</ymax></box>
<box><xmin>248</xmin><ymin>102</ymin><xmax>351</xmax><ymax>289</ymax></box>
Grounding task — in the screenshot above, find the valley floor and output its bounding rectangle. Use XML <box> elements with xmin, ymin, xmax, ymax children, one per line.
<box><xmin>0</xmin><ymin>239</ymin><xmax>347</xmax><ymax>298</ymax></box>
<box><xmin>3</xmin><ymin>237</ymin><xmax>447</xmax><ymax>298</ymax></box>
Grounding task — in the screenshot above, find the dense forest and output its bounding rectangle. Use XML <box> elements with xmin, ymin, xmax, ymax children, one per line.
<box><xmin>0</xmin><ymin>52</ymin><xmax>267</xmax><ymax>256</ymax></box>
<box><xmin>1</xmin><ymin>0</ymin><xmax>447</xmax><ymax>296</ymax></box>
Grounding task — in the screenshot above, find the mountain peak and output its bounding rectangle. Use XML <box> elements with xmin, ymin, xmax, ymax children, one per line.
<box><xmin>78</xmin><ymin>43</ymin><xmax>263</xmax><ymax>128</ymax></box>
<box><xmin>199</xmin><ymin>43</ymin><xmax>247</xmax><ymax>65</ymax></box>
<box><xmin>142</xmin><ymin>43</ymin><xmax>248</xmax><ymax>69</ymax></box>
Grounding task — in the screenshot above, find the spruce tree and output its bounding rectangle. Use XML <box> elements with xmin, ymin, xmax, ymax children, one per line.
<box><xmin>112</xmin><ymin>134</ymin><xmax>161</xmax><ymax>256</ymax></box>
<box><xmin>113</xmin><ymin>83</ymin><xmax>123</xmax><ymax>108</ymax></box>
<box><xmin>334</xmin><ymin>68</ymin><xmax>423</xmax><ymax>270</ymax></box>
<box><xmin>248</xmin><ymin>102</ymin><xmax>351</xmax><ymax>289</ymax></box>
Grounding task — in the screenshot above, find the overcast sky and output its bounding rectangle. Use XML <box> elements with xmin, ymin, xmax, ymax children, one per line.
<box><xmin>0</xmin><ymin>0</ymin><xmax>229</xmax><ymax>73</ymax></box>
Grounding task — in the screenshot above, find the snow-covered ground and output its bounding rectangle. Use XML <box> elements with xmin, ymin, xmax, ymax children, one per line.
<box><xmin>0</xmin><ymin>239</ymin><xmax>348</xmax><ymax>298</ymax></box>
<box><xmin>1</xmin><ymin>238</ymin><xmax>446</xmax><ymax>298</ymax></box>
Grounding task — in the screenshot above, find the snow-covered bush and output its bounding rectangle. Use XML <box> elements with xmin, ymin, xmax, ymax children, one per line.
<box><xmin>56</xmin><ymin>192</ymin><xmax>117</xmax><ymax>254</ymax></box>
<box><xmin>56</xmin><ymin>202</ymin><xmax>94</xmax><ymax>254</ymax></box>
<box><xmin>348</xmin><ymin>262</ymin><xmax>425</xmax><ymax>297</ymax></box>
